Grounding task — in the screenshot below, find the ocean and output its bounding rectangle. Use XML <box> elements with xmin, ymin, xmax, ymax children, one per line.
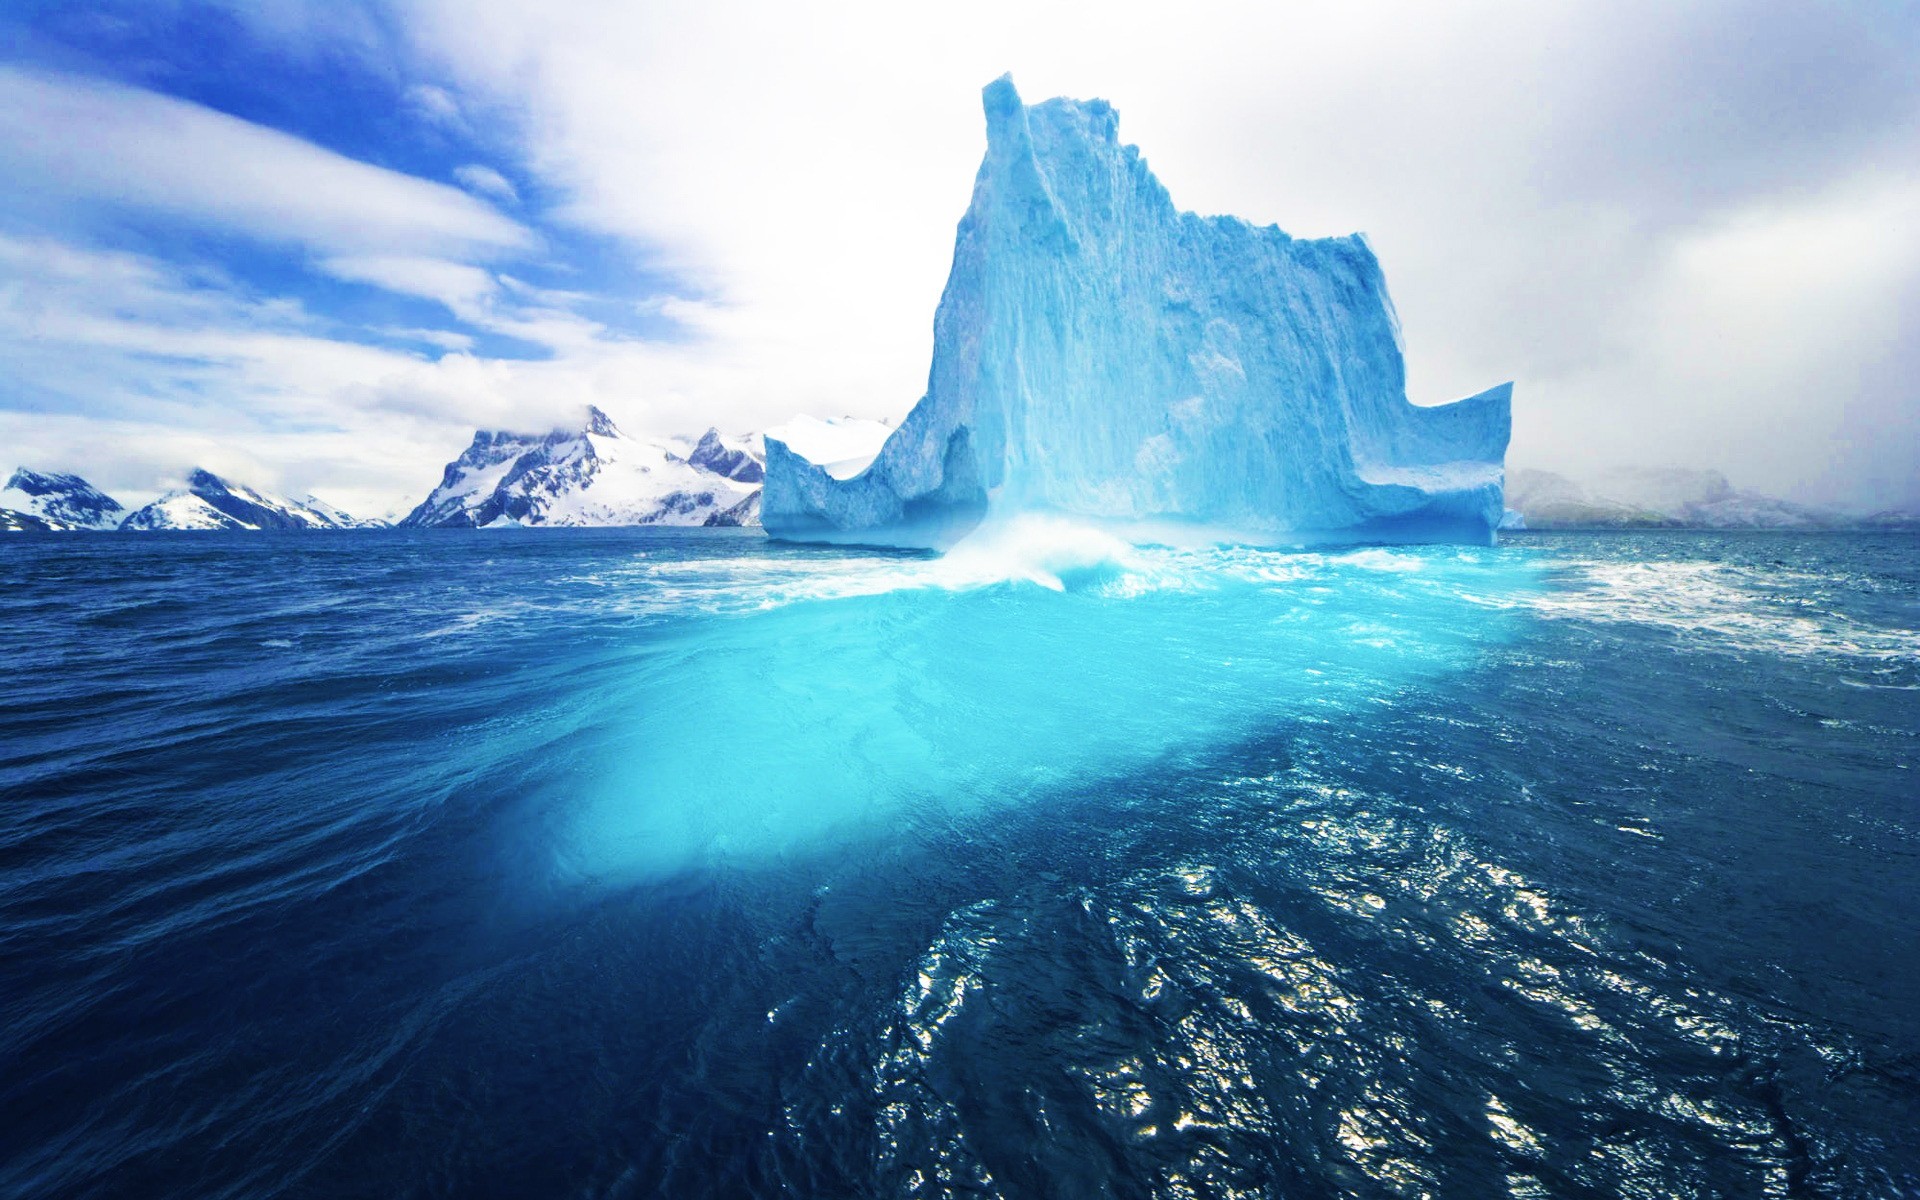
<box><xmin>2</xmin><ymin>527</ymin><xmax>1915</xmax><ymax>1198</ymax></box>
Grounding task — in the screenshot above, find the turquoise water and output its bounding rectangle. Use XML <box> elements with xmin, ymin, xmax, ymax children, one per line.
<box><xmin>1</xmin><ymin>528</ymin><xmax>1915</xmax><ymax>1196</ymax></box>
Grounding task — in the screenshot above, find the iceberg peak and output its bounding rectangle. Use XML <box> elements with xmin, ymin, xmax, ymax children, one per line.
<box><xmin>763</xmin><ymin>78</ymin><xmax>1512</xmax><ymax>549</ymax></box>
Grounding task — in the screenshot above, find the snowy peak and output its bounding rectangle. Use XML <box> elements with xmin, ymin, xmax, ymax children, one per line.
<box><xmin>297</xmin><ymin>494</ymin><xmax>385</xmax><ymax>529</ymax></box>
<box><xmin>688</xmin><ymin>429</ymin><xmax>765</xmax><ymax>483</ymax></box>
<box><xmin>119</xmin><ymin>492</ymin><xmax>250</xmax><ymax>531</ymax></box>
<box><xmin>3</xmin><ymin>468</ymin><xmax>125</xmax><ymax>530</ymax></box>
<box><xmin>585</xmin><ymin>405</ymin><xmax>624</xmax><ymax>439</ymax></box>
<box><xmin>402</xmin><ymin>410</ymin><xmax>766</xmax><ymax>529</ymax></box>
<box><xmin>120</xmin><ymin>469</ymin><xmax>373</xmax><ymax>531</ymax></box>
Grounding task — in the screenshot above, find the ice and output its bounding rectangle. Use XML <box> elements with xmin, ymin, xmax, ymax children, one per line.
<box><xmin>555</xmin><ymin>534</ymin><xmax>1538</xmax><ymax>883</ymax></box>
<box><xmin>761</xmin><ymin>415</ymin><xmax>892</xmax><ymax>481</ymax></box>
<box><xmin>763</xmin><ymin>76</ymin><xmax>1511</xmax><ymax>550</ymax></box>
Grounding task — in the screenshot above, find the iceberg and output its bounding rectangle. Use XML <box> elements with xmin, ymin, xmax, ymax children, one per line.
<box><xmin>763</xmin><ymin>76</ymin><xmax>1511</xmax><ymax>549</ymax></box>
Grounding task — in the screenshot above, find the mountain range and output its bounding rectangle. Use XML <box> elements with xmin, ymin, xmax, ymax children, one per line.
<box><xmin>2</xmin><ymin>469</ymin><xmax>126</xmax><ymax>531</ymax></box>
<box><xmin>2</xmin><ymin>411</ymin><xmax>895</xmax><ymax>533</ymax></box>
<box><xmin>400</xmin><ymin>407</ymin><xmax>765</xmax><ymax>529</ymax></box>
<box><xmin>1504</xmin><ymin>467</ymin><xmax>1919</xmax><ymax>530</ymax></box>
<box><xmin>4</xmin><ymin>412</ymin><xmax>1910</xmax><ymax>536</ymax></box>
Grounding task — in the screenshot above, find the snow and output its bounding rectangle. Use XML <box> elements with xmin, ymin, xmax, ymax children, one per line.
<box><xmin>402</xmin><ymin>407</ymin><xmax>764</xmax><ymax>528</ymax></box>
<box><xmin>121</xmin><ymin>492</ymin><xmax>248</xmax><ymax>530</ymax></box>
<box><xmin>3</xmin><ymin>468</ymin><xmax>125</xmax><ymax>530</ymax></box>
<box><xmin>1</xmin><ymin>508</ymin><xmax>67</xmax><ymax>532</ymax></box>
<box><xmin>120</xmin><ymin>469</ymin><xmax>374</xmax><ymax>530</ymax></box>
<box><xmin>300</xmin><ymin>495</ymin><xmax>383</xmax><ymax>529</ymax></box>
<box><xmin>763</xmin><ymin>77</ymin><xmax>1511</xmax><ymax>549</ymax></box>
<box><xmin>761</xmin><ymin>416</ymin><xmax>892</xmax><ymax>482</ymax></box>
<box><xmin>688</xmin><ymin>429</ymin><xmax>766</xmax><ymax>483</ymax></box>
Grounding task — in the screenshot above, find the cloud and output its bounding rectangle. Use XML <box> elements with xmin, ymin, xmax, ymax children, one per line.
<box><xmin>454</xmin><ymin>163</ymin><xmax>518</xmax><ymax>204</ymax></box>
<box><xmin>0</xmin><ymin>229</ymin><xmax>754</xmax><ymax>515</ymax></box>
<box><xmin>321</xmin><ymin>254</ymin><xmax>498</xmax><ymax>312</ymax></box>
<box><xmin>8</xmin><ymin>0</ymin><xmax>1919</xmax><ymax>511</ymax></box>
<box><xmin>403</xmin><ymin>82</ymin><xmax>462</xmax><ymax>127</ymax></box>
<box><xmin>339</xmin><ymin>0</ymin><xmax>1914</xmax><ymax>507</ymax></box>
<box><xmin>0</xmin><ymin>64</ymin><xmax>531</xmax><ymax>260</ymax></box>
<box><xmin>0</xmin><ymin>231</ymin><xmax>607</xmax><ymax>515</ymax></box>
<box><xmin>315</xmin><ymin>254</ymin><xmax>611</xmax><ymax>353</ymax></box>
<box><xmin>1577</xmin><ymin>170</ymin><xmax>1920</xmax><ymax>504</ymax></box>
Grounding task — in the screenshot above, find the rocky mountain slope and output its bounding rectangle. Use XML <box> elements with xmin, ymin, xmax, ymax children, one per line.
<box><xmin>400</xmin><ymin>407</ymin><xmax>766</xmax><ymax>529</ymax></box>
<box><xmin>2</xmin><ymin>469</ymin><xmax>126</xmax><ymax>530</ymax></box>
<box><xmin>120</xmin><ymin>469</ymin><xmax>377</xmax><ymax>531</ymax></box>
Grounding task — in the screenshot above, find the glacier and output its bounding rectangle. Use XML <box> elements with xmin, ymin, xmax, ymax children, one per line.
<box><xmin>763</xmin><ymin>76</ymin><xmax>1512</xmax><ymax>549</ymax></box>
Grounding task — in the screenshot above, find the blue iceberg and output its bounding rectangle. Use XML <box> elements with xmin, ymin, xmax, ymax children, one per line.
<box><xmin>764</xmin><ymin>76</ymin><xmax>1511</xmax><ymax>549</ymax></box>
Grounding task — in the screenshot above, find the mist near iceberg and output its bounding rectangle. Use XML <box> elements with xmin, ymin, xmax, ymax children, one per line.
<box><xmin>552</xmin><ymin>522</ymin><xmax>1537</xmax><ymax>885</ymax></box>
<box><xmin>765</xmin><ymin>77</ymin><xmax>1511</xmax><ymax>549</ymax></box>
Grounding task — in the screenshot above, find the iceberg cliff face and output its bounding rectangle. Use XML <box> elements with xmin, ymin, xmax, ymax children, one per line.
<box><xmin>763</xmin><ymin>76</ymin><xmax>1511</xmax><ymax>548</ymax></box>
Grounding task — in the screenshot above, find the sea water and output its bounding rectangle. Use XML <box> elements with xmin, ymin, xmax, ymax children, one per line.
<box><xmin>1</xmin><ymin>527</ymin><xmax>1915</xmax><ymax>1197</ymax></box>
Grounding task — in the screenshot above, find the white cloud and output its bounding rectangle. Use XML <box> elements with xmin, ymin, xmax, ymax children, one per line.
<box><xmin>404</xmin><ymin>82</ymin><xmax>463</xmax><ymax>127</ymax></box>
<box><xmin>379</xmin><ymin>326</ymin><xmax>478</xmax><ymax>352</ymax></box>
<box><xmin>454</xmin><ymin>163</ymin><xmax>519</xmax><ymax>204</ymax></box>
<box><xmin>316</xmin><ymin>254</ymin><xmax>611</xmax><ymax>353</ymax></box>
<box><xmin>0</xmin><ymin>232</ymin><xmax>564</xmax><ymax>513</ymax></box>
<box><xmin>321</xmin><ymin>254</ymin><xmax>498</xmax><ymax>312</ymax></box>
<box><xmin>0</xmin><ymin>64</ymin><xmax>531</xmax><ymax>260</ymax></box>
<box><xmin>0</xmin><ymin>232</ymin><xmax>748</xmax><ymax>515</ymax></box>
<box><xmin>377</xmin><ymin>0</ymin><xmax>1920</xmax><ymax>505</ymax></box>
<box><xmin>9</xmin><ymin>0</ymin><xmax>1919</xmax><ymax>511</ymax></box>
<box><xmin>1568</xmin><ymin>171</ymin><xmax>1920</xmax><ymax>503</ymax></box>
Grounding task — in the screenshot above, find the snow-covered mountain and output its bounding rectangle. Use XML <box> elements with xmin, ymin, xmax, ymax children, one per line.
<box><xmin>3</xmin><ymin>468</ymin><xmax>125</xmax><ymax>530</ymax></box>
<box><xmin>1505</xmin><ymin>468</ymin><xmax>1849</xmax><ymax>529</ymax></box>
<box><xmin>1</xmin><ymin>507</ymin><xmax>69</xmax><ymax>532</ymax></box>
<box><xmin>686</xmin><ymin>428</ymin><xmax>764</xmax><ymax>484</ymax></box>
<box><xmin>120</xmin><ymin>469</ymin><xmax>378</xmax><ymax>531</ymax></box>
<box><xmin>401</xmin><ymin>407</ymin><xmax>766</xmax><ymax>528</ymax></box>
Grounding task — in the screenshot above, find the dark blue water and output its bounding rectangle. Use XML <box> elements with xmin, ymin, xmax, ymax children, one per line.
<box><xmin>2</xmin><ymin>528</ymin><xmax>1916</xmax><ymax>1198</ymax></box>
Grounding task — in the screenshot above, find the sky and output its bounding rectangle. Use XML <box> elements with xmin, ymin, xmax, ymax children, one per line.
<box><xmin>0</xmin><ymin>0</ymin><xmax>1915</xmax><ymax>517</ymax></box>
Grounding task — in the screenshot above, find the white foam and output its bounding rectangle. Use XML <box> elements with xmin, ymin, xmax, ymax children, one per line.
<box><xmin>927</xmin><ymin>515</ymin><xmax>1145</xmax><ymax>593</ymax></box>
<box><xmin>1531</xmin><ymin>559</ymin><xmax>1920</xmax><ymax>664</ymax></box>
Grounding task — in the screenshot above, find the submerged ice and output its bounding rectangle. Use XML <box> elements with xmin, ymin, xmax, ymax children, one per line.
<box><xmin>763</xmin><ymin>76</ymin><xmax>1512</xmax><ymax>549</ymax></box>
<box><xmin>556</xmin><ymin>528</ymin><xmax>1534</xmax><ymax>883</ymax></box>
